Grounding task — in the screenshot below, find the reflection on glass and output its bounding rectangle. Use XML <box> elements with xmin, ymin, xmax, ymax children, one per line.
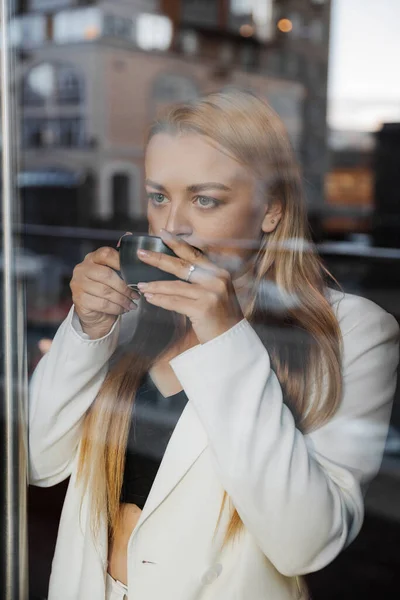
<box><xmin>28</xmin><ymin>88</ymin><xmax>399</xmax><ymax>600</ymax></box>
<box><xmin>0</xmin><ymin>1</ymin><xmax>396</xmax><ymax>599</ymax></box>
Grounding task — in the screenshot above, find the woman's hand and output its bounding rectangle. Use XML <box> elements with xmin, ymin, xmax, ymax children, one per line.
<box><xmin>70</xmin><ymin>245</ymin><xmax>139</xmax><ymax>339</ymax></box>
<box><xmin>136</xmin><ymin>230</ymin><xmax>244</xmax><ymax>344</ymax></box>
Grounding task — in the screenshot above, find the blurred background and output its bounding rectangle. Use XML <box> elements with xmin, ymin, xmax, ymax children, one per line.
<box><xmin>1</xmin><ymin>1</ymin><xmax>399</xmax><ymax>598</ymax></box>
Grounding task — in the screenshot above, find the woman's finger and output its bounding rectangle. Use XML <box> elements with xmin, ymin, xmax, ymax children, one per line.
<box><xmin>85</xmin><ymin>264</ymin><xmax>139</xmax><ymax>300</ymax></box>
<box><xmin>80</xmin><ymin>292</ymin><xmax>133</xmax><ymax>316</ymax></box>
<box><xmin>81</xmin><ymin>279</ymin><xmax>138</xmax><ymax>312</ymax></box>
<box><xmin>137</xmin><ymin>248</ymin><xmax>219</xmax><ymax>286</ymax></box>
<box><xmin>137</xmin><ymin>279</ymin><xmax>201</xmax><ymax>299</ymax></box>
<box><xmin>144</xmin><ymin>292</ymin><xmax>195</xmax><ymax>316</ymax></box>
<box><xmin>160</xmin><ymin>229</ymin><xmax>217</xmax><ymax>270</ymax></box>
<box><xmin>90</xmin><ymin>246</ymin><xmax>121</xmax><ymax>271</ymax></box>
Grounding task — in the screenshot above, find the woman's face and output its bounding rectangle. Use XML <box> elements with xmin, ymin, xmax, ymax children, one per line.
<box><xmin>145</xmin><ymin>133</ymin><xmax>278</xmax><ymax>279</ymax></box>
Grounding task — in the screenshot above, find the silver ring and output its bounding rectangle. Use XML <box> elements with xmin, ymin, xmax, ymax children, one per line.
<box><xmin>185</xmin><ymin>264</ymin><xmax>196</xmax><ymax>282</ymax></box>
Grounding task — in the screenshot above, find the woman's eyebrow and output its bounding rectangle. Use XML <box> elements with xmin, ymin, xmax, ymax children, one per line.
<box><xmin>145</xmin><ymin>179</ymin><xmax>166</xmax><ymax>192</ymax></box>
<box><xmin>187</xmin><ymin>182</ymin><xmax>232</xmax><ymax>193</ymax></box>
<box><xmin>145</xmin><ymin>180</ymin><xmax>232</xmax><ymax>193</ymax></box>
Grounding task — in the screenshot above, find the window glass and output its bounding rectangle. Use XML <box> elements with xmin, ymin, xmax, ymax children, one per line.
<box><xmin>9</xmin><ymin>14</ymin><xmax>47</xmax><ymax>48</ymax></box>
<box><xmin>57</xmin><ymin>65</ymin><xmax>83</xmax><ymax>104</ymax></box>
<box><xmin>181</xmin><ymin>0</ymin><xmax>219</xmax><ymax>27</ymax></box>
<box><xmin>1</xmin><ymin>2</ymin><xmax>400</xmax><ymax>599</ymax></box>
<box><xmin>53</xmin><ymin>7</ymin><xmax>101</xmax><ymax>43</ymax></box>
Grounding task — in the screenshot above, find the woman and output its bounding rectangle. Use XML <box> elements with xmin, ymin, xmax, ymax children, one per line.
<box><xmin>29</xmin><ymin>90</ymin><xmax>399</xmax><ymax>600</ymax></box>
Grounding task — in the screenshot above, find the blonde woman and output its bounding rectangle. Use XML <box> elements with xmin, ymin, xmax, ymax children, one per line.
<box><xmin>29</xmin><ymin>90</ymin><xmax>399</xmax><ymax>600</ymax></box>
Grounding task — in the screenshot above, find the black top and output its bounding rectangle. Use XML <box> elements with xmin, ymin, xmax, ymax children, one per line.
<box><xmin>120</xmin><ymin>372</ymin><xmax>188</xmax><ymax>508</ymax></box>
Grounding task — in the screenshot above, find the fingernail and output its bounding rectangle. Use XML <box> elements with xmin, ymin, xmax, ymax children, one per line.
<box><xmin>144</xmin><ymin>293</ymin><xmax>153</xmax><ymax>299</ymax></box>
<box><xmin>160</xmin><ymin>229</ymin><xmax>172</xmax><ymax>238</ymax></box>
<box><xmin>131</xmin><ymin>291</ymin><xmax>139</xmax><ymax>299</ymax></box>
<box><xmin>129</xmin><ymin>302</ymin><xmax>137</xmax><ymax>310</ymax></box>
<box><xmin>137</xmin><ymin>249</ymin><xmax>150</xmax><ymax>257</ymax></box>
<box><xmin>117</xmin><ymin>232</ymin><xmax>133</xmax><ymax>248</ymax></box>
<box><xmin>137</xmin><ymin>282</ymin><xmax>148</xmax><ymax>290</ymax></box>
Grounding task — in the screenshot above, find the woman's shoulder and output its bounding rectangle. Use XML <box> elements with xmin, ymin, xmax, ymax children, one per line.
<box><xmin>326</xmin><ymin>288</ymin><xmax>399</xmax><ymax>339</ymax></box>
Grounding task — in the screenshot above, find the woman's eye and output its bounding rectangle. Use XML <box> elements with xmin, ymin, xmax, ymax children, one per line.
<box><xmin>194</xmin><ymin>196</ymin><xmax>219</xmax><ymax>209</ymax></box>
<box><xmin>148</xmin><ymin>193</ymin><xmax>167</xmax><ymax>205</ymax></box>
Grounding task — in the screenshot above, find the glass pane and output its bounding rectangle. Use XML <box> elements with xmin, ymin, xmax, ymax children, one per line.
<box><xmin>3</xmin><ymin>1</ymin><xmax>396</xmax><ymax>599</ymax></box>
<box><xmin>1</xmin><ymin>1</ymin><xmax>28</xmax><ymax>597</ymax></box>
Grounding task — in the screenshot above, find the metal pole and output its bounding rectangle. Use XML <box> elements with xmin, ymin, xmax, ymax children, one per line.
<box><xmin>1</xmin><ymin>0</ymin><xmax>29</xmax><ymax>597</ymax></box>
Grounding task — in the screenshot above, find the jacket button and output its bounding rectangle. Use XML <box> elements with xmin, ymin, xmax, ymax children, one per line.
<box><xmin>201</xmin><ymin>563</ymin><xmax>223</xmax><ymax>585</ymax></box>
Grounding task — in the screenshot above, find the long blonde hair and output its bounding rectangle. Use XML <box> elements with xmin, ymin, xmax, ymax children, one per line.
<box><xmin>77</xmin><ymin>89</ymin><xmax>342</xmax><ymax>544</ymax></box>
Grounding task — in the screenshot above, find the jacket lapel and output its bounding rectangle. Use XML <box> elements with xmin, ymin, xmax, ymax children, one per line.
<box><xmin>131</xmin><ymin>400</ymin><xmax>208</xmax><ymax>538</ymax></box>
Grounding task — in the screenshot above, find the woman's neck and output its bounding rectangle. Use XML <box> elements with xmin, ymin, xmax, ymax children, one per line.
<box><xmin>233</xmin><ymin>261</ymin><xmax>255</xmax><ymax>315</ymax></box>
<box><xmin>151</xmin><ymin>327</ymin><xmax>198</xmax><ymax>396</ymax></box>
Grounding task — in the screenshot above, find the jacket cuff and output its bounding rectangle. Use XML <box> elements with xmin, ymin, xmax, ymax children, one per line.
<box><xmin>67</xmin><ymin>306</ymin><xmax>121</xmax><ymax>344</ymax></box>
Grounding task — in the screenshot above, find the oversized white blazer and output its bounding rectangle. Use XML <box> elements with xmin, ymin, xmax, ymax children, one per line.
<box><xmin>28</xmin><ymin>289</ymin><xmax>399</xmax><ymax>600</ymax></box>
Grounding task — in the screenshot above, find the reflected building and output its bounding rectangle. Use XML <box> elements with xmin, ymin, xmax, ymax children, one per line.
<box><xmin>267</xmin><ymin>0</ymin><xmax>331</xmax><ymax>210</ymax></box>
<box><xmin>373</xmin><ymin>123</ymin><xmax>400</xmax><ymax>248</ymax></box>
<box><xmin>325</xmin><ymin>148</ymin><xmax>373</xmax><ymax>236</ymax></box>
<box><xmin>13</xmin><ymin>0</ymin><xmax>330</xmax><ymax>229</ymax></box>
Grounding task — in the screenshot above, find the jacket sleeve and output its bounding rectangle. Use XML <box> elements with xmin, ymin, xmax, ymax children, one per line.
<box><xmin>169</xmin><ymin>297</ymin><xmax>399</xmax><ymax>577</ymax></box>
<box><xmin>28</xmin><ymin>307</ymin><xmax>122</xmax><ymax>487</ymax></box>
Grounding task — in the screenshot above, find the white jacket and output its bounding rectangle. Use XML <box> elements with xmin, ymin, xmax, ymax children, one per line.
<box><xmin>29</xmin><ymin>290</ymin><xmax>399</xmax><ymax>600</ymax></box>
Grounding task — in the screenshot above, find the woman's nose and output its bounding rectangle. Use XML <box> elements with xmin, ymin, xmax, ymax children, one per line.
<box><xmin>164</xmin><ymin>206</ymin><xmax>193</xmax><ymax>238</ymax></box>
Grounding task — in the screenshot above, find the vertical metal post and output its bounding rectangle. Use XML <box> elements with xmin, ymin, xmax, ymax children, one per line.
<box><xmin>1</xmin><ymin>0</ymin><xmax>29</xmax><ymax>597</ymax></box>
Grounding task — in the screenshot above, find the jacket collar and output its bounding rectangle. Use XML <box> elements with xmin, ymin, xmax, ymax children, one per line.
<box><xmin>130</xmin><ymin>399</ymin><xmax>208</xmax><ymax>541</ymax></box>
